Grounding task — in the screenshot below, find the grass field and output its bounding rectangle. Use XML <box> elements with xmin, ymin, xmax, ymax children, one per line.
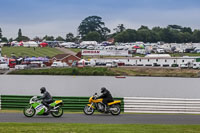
<box><xmin>9</xmin><ymin>67</ymin><xmax>200</xmax><ymax>78</ymax></box>
<box><xmin>170</xmin><ymin>53</ymin><xmax>200</xmax><ymax>57</ymax></box>
<box><xmin>111</xmin><ymin>67</ymin><xmax>200</xmax><ymax>77</ymax></box>
<box><xmin>0</xmin><ymin>123</ymin><xmax>200</xmax><ymax>133</ymax></box>
<box><xmin>1</xmin><ymin>47</ymin><xmax>64</xmax><ymax>57</ymax></box>
<box><xmin>67</xmin><ymin>48</ymin><xmax>81</xmax><ymax>53</ymax></box>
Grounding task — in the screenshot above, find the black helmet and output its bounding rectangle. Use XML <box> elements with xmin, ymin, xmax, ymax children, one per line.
<box><xmin>40</xmin><ymin>87</ymin><xmax>46</xmax><ymax>94</ymax></box>
<box><xmin>101</xmin><ymin>87</ymin><xmax>106</xmax><ymax>93</ymax></box>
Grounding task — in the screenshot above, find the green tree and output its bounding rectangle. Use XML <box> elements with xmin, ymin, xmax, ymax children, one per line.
<box><xmin>0</xmin><ymin>28</ymin><xmax>2</xmax><ymax>39</ymax></box>
<box><xmin>78</xmin><ymin>16</ymin><xmax>110</xmax><ymax>41</ymax></box>
<box><xmin>15</xmin><ymin>36</ymin><xmax>30</xmax><ymax>42</ymax></box>
<box><xmin>56</xmin><ymin>36</ymin><xmax>65</xmax><ymax>41</ymax></box>
<box><xmin>18</xmin><ymin>28</ymin><xmax>22</xmax><ymax>38</ymax></box>
<box><xmin>167</xmin><ymin>25</ymin><xmax>182</xmax><ymax>31</ymax></box>
<box><xmin>43</xmin><ymin>35</ymin><xmax>54</xmax><ymax>41</ymax></box>
<box><xmin>1</xmin><ymin>37</ymin><xmax>8</xmax><ymax>42</ymax></box>
<box><xmin>33</xmin><ymin>36</ymin><xmax>42</xmax><ymax>42</ymax></box>
<box><xmin>114</xmin><ymin>29</ymin><xmax>137</xmax><ymax>42</ymax></box>
<box><xmin>9</xmin><ymin>38</ymin><xmax>13</xmax><ymax>42</ymax></box>
<box><xmin>151</xmin><ymin>27</ymin><xmax>163</xmax><ymax>42</ymax></box>
<box><xmin>181</xmin><ymin>27</ymin><xmax>192</xmax><ymax>34</ymax></box>
<box><xmin>138</xmin><ymin>25</ymin><xmax>149</xmax><ymax>30</ymax></box>
<box><xmin>15</xmin><ymin>28</ymin><xmax>30</xmax><ymax>42</ymax></box>
<box><xmin>137</xmin><ymin>28</ymin><xmax>152</xmax><ymax>43</ymax></box>
<box><xmin>66</xmin><ymin>33</ymin><xmax>75</xmax><ymax>42</ymax></box>
<box><xmin>193</xmin><ymin>30</ymin><xmax>200</xmax><ymax>43</ymax></box>
<box><xmin>114</xmin><ymin>24</ymin><xmax>126</xmax><ymax>33</ymax></box>
<box><xmin>84</xmin><ymin>31</ymin><xmax>101</xmax><ymax>42</ymax></box>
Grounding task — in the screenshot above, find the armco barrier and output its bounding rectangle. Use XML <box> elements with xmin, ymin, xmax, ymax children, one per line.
<box><xmin>124</xmin><ymin>97</ymin><xmax>200</xmax><ymax>114</ymax></box>
<box><xmin>0</xmin><ymin>95</ymin><xmax>1</xmax><ymax>110</ymax></box>
<box><xmin>0</xmin><ymin>95</ymin><xmax>124</xmax><ymax>112</ymax></box>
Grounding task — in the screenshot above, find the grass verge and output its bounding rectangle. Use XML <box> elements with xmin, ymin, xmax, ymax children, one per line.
<box><xmin>0</xmin><ymin>123</ymin><xmax>200</xmax><ymax>133</ymax></box>
<box><xmin>8</xmin><ymin>67</ymin><xmax>117</xmax><ymax>76</ymax></box>
<box><xmin>9</xmin><ymin>67</ymin><xmax>200</xmax><ymax>78</ymax></box>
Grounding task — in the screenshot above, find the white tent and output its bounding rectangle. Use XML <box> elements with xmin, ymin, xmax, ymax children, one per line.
<box><xmin>80</xmin><ymin>41</ymin><xmax>97</xmax><ymax>46</ymax></box>
<box><xmin>23</xmin><ymin>41</ymin><xmax>38</xmax><ymax>47</ymax></box>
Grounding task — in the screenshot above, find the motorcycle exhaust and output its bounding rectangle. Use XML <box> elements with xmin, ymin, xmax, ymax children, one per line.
<box><xmin>109</xmin><ymin>108</ymin><xmax>117</xmax><ymax>111</ymax></box>
<box><xmin>50</xmin><ymin>109</ymin><xmax>59</xmax><ymax>112</ymax></box>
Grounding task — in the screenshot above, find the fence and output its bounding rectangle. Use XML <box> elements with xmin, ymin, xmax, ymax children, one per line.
<box><xmin>124</xmin><ymin>97</ymin><xmax>200</xmax><ymax>114</ymax></box>
<box><xmin>0</xmin><ymin>95</ymin><xmax>124</xmax><ymax>112</ymax></box>
<box><xmin>2</xmin><ymin>95</ymin><xmax>200</xmax><ymax>114</ymax></box>
<box><xmin>0</xmin><ymin>95</ymin><xmax>1</xmax><ymax>110</ymax></box>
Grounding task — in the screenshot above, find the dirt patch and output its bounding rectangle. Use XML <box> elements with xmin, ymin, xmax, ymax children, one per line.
<box><xmin>55</xmin><ymin>47</ymin><xmax>76</xmax><ymax>55</ymax></box>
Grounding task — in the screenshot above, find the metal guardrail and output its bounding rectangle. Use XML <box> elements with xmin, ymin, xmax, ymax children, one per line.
<box><xmin>0</xmin><ymin>95</ymin><xmax>124</xmax><ymax>112</ymax></box>
<box><xmin>124</xmin><ymin>97</ymin><xmax>200</xmax><ymax>114</ymax></box>
<box><xmin>2</xmin><ymin>95</ymin><xmax>200</xmax><ymax>114</ymax></box>
<box><xmin>0</xmin><ymin>95</ymin><xmax>1</xmax><ymax>110</ymax></box>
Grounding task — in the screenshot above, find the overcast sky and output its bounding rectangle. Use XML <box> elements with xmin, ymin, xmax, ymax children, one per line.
<box><xmin>0</xmin><ymin>0</ymin><xmax>200</xmax><ymax>39</ymax></box>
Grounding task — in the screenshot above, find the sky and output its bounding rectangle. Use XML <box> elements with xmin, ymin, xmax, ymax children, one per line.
<box><xmin>0</xmin><ymin>0</ymin><xmax>200</xmax><ymax>39</ymax></box>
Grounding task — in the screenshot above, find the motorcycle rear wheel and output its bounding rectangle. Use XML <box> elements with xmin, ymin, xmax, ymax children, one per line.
<box><xmin>110</xmin><ymin>105</ymin><xmax>121</xmax><ymax>115</ymax></box>
<box><xmin>83</xmin><ymin>105</ymin><xmax>94</xmax><ymax>115</ymax></box>
<box><xmin>23</xmin><ymin>106</ymin><xmax>35</xmax><ymax>117</ymax></box>
<box><xmin>51</xmin><ymin>107</ymin><xmax>63</xmax><ymax>117</ymax></box>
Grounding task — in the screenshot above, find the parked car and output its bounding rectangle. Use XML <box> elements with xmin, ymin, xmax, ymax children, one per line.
<box><xmin>87</xmin><ymin>45</ymin><xmax>95</xmax><ymax>50</ymax></box>
<box><xmin>15</xmin><ymin>64</ymin><xmax>28</xmax><ymax>70</ymax></box>
<box><xmin>27</xmin><ymin>63</ymin><xmax>40</xmax><ymax>69</ymax></box>
<box><xmin>0</xmin><ymin>64</ymin><xmax>9</xmax><ymax>70</ymax></box>
<box><xmin>106</xmin><ymin>62</ymin><xmax>118</xmax><ymax>67</ymax></box>
<box><xmin>180</xmin><ymin>64</ymin><xmax>189</xmax><ymax>69</ymax></box>
<box><xmin>51</xmin><ymin>62</ymin><xmax>68</xmax><ymax>67</ymax></box>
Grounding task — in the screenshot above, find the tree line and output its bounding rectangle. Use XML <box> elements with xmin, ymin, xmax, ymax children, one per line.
<box><xmin>0</xmin><ymin>16</ymin><xmax>200</xmax><ymax>43</ymax></box>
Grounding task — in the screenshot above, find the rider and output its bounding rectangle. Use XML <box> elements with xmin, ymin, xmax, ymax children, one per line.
<box><xmin>38</xmin><ymin>87</ymin><xmax>53</xmax><ymax>112</ymax></box>
<box><xmin>98</xmin><ymin>87</ymin><xmax>114</xmax><ymax>111</ymax></box>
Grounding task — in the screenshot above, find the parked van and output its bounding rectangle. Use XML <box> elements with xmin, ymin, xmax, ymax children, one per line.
<box><xmin>193</xmin><ymin>62</ymin><xmax>200</xmax><ymax>69</ymax></box>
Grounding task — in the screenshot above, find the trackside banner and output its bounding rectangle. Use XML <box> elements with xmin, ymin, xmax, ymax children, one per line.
<box><xmin>82</xmin><ymin>50</ymin><xmax>131</xmax><ymax>56</ymax></box>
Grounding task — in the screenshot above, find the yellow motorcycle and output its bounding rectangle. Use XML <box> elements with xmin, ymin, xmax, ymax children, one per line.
<box><xmin>83</xmin><ymin>93</ymin><xmax>121</xmax><ymax>115</ymax></box>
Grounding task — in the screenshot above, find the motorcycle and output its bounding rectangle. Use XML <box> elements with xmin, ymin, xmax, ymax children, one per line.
<box><xmin>83</xmin><ymin>93</ymin><xmax>121</xmax><ymax>115</ymax></box>
<box><xmin>23</xmin><ymin>96</ymin><xmax>64</xmax><ymax>117</ymax></box>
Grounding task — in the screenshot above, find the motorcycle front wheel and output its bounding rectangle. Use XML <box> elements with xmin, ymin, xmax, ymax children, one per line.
<box><xmin>23</xmin><ymin>105</ymin><xmax>35</xmax><ymax>117</ymax></box>
<box><xmin>83</xmin><ymin>105</ymin><xmax>94</xmax><ymax>115</ymax></box>
<box><xmin>51</xmin><ymin>107</ymin><xmax>63</xmax><ymax>117</ymax></box>
<box><xmin>110</xmin><ymin>105</ymin><xmax>121</xmax><ymax>115</ymax></box>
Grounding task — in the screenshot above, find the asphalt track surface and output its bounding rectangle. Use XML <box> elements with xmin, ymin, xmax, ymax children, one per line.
<box><xmin>1</xmin><ymin>113</ymin><xmax>200</xmax><ymax>124</ymax></box>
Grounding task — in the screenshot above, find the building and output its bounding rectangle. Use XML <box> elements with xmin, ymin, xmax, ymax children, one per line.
<box><xmin>93</xmin><ymin>56</ymin><xmax>200</xmax><ymax>68</ymax></box>
<box><xmin>51</xmin><ymin>54</ymin><xmax>81</xmax><ymax>66</ymax></box>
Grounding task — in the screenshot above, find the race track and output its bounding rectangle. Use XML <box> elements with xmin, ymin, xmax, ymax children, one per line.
<box><xmin>1</xmin><ymin>113</ymin><xmax>200</xmax><ymax>124</ymax></box>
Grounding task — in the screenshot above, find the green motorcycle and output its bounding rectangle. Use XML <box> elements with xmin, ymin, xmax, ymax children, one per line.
<box><xmin>23</xmin><ymin>96</ymin><xmax>64</xmax><ymax>117</ymax></box>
